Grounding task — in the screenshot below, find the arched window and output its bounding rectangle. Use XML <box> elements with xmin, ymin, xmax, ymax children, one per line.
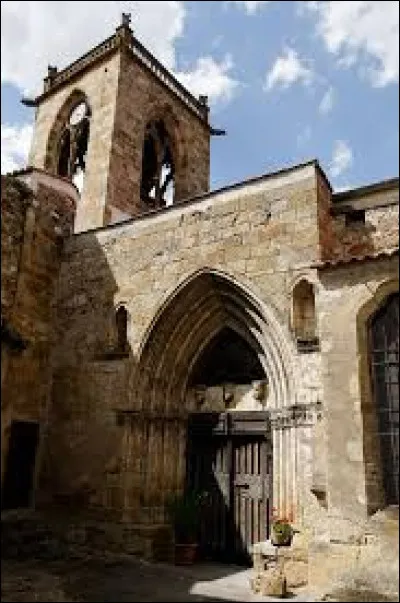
<box><xmin>140</xmin><ymin>119</ymin><xmax>175</xmax><ymax>208</ymax></box>
<box><xmin>292</xmin><ymin>280</ymin><xmax>318</xmax><ymax>350</ymax></box>
<box><xmin>115</xmin><ymin>306</ymin><xmax>128</xmax><ymax>353</ymax></box>
<box><xmin>369</xmin><ymin>293</ymin><xmax>399</xmax><ymax>505</ymax></box>
<box><xmin>55</xmin><ymin>99</ymin><xmax>91</xmax><ymax>193</ymax></box>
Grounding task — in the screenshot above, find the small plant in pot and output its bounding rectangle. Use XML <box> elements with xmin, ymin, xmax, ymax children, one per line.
<box><xmin>165</xmin><ymin>490</ymin><xmax>208</xmax><ymax>565</ymax></box>
<box><xmin>270</xmin><ymin>507</ymin><xmax>294</xmax><ymax>546</ymax></box>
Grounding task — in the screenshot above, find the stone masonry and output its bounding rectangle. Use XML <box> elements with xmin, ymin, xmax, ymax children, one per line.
<box><xmin>27</xmin><ymin>20</ymin><xmax>209</xmax><ymax>233</ymax></box>
<box><xmin>1</xmin><ymin>170</ymin><xmax>77</xmax><ymax>486</ymax></box>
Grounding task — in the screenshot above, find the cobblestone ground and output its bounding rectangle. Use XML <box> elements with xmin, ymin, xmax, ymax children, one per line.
<box><xmin>1</xmin><ymin>550</ymin><xmax>311</xmax><ymax>603</ymax></box>
<box><xmin>2</xmin><ymin>550</ymin><xmax>396</xmax><ymax>603</ymax></box>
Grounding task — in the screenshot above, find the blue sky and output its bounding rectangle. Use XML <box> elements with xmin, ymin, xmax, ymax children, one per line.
<box><xmin>1</xmin><ymin>1</ymin><xmax>399</xmax><ymax>192</ymax></box>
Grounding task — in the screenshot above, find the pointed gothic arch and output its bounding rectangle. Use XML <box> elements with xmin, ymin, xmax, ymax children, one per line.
<box><xmin>45</xmin><ymin>89</ymin><xmax>92</xmax><ymax>191</ymax></box>
<box><xmin>139</xmin><ymin>103</ymin><xmax>188</xmax><ymax>208</ymax></box>
<box><xmin>135</xmin><ymin>268</ymin><xmax>294</xmax><ymax>413</ymax></box>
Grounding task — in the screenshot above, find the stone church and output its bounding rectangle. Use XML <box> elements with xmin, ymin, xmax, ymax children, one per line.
<box><xmin>1</xmin><ymin>15</ymin><xmax>399</xmax><ymax>592</ymax></box>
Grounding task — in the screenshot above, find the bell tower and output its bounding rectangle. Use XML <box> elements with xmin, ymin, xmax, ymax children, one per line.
<box><xmin>24</xmin><ymin>14</ymin><xmax>212</xmax><ymax>232</ymax></box>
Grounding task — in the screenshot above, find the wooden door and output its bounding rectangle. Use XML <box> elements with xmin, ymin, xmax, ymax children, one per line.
<box><xmin>233</xmin><ymin>435</ymin><xmax>270</xmax><ymax>562</ymax></box>
<box><xmin>186</xmin><ymin>411</ymin><xmax>271</xmax><ymax>564</ymax></box>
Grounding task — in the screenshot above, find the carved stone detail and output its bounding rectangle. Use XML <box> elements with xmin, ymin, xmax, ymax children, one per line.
<box><xmin>270</xmin><ymin>401</ymin><xmax>322</xmax><ymax>429</ymax></box>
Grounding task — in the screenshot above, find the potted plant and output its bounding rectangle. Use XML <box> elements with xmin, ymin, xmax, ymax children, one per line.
<box><xmin>270</xmin><ymin>507</ymin><xmax>294</xmax><ymax>547</ymax></box>
<box><xmin>165</xmin><ymin>490</ymin><xmax>208</xmax><ymax>565</ymax></box>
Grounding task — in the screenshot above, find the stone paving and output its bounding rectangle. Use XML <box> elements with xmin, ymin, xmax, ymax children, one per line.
<box><xmin>1</xmin><ymin>551</ymin><xmax>315</xmax><ymax>603</ymax></box>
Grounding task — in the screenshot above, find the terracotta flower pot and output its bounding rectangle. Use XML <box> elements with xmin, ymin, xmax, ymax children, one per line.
<box><xmin>174</xmin><ymin>543</ymin><xmax>198</xmax><ymax>565</ymax></box>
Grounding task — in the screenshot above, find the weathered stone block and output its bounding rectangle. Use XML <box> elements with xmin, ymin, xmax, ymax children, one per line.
<box><xmin>259</xmin><ymin>566</ymin><xmax>287</xmax><ymax>597</ymax></box>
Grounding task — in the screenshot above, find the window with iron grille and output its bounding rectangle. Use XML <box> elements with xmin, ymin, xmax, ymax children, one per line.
<box><xmin>369</xmin><ymin>292</ymin><xmax>399</xmax><ymax>505</ymax></box>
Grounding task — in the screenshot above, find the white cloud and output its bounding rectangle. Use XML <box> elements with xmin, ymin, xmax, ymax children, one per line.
<box><xmin>176</xmin><ymin>55</ymin><xmax>239</xmax><ymax>104</ymax></box>
<box><xmin>329</xmin><ymin>140</ymin><xmax>353</xmax><ymax>178</ymax></box>
<box><xmin>1</xmin><ymin>2</ymin><xmax>185</xmax><ymax>96</ymax></box>
<box><xmin>226</xmin><ymin>1</ymin><xmax>270</xmax><ymax>15</ymax></box>
<box><xmin>305</xmin><ymin>1</ymin><xmax>399</xmax><ymax>87</ymax></box>
<box><xmin>318</xmin><ymin>86</ymin><xmax>335</xmax><ymax>114</ymax></box>
<box><xmin>0</xmin><ymin>1</ymin><xmax>237</xmax><ymax>104</ymax></box>
<box><xmin>264</xmin><ymin>47</ymin><xmax>314</xmax><ymax>91</ymax></box>
<box><xmin>334</xmin><ymin>183</ymin><xmax>352</xmax><ymax>193</ymax></box>
<box><xmin>1</xmin><ymin>123</ymin><xmax>33</xmax><ymax>174</ymax></box>
<box><xmin>1</xmin><ymin>1</ymin><xmax>239</xmax><ymax>180</ymax></box>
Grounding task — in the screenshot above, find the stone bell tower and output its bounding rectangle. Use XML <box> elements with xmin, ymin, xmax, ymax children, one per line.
<box><xmin>24</xmin><ymin>14</ymin><xmax>212</xmax><ymax>233</ymax></box>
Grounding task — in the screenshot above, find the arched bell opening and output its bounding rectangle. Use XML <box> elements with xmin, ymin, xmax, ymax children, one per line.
<box><xmin>45</xmin><ymin>90</ymin><xmax>92</xmax><ymax>195</ymax></box>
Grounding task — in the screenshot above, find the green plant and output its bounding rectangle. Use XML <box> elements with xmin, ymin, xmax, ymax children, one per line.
<box><xmin>165</xmin><ymin>491</ymin><xmax>208</xmax><ymax>544</ymax></box>
<box><xmin>271</xmin><ymin>507</ymin><xmax>294</xmax><ymax>544</ymax></box>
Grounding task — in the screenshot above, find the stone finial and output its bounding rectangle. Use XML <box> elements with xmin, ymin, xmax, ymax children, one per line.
<box><xmin>121</xmin><ymin>12</ymin><xmax>132</xmax><ymax>27</ymax></box>
<box><xmin>47</xmin><ymin>65</ymin><xmax>58</xmax><ymax>78</ymax></box>
<box><xmin>43</xmin><ymin>65</ymin><xmax>58</xmax><ymax>92</ymax></box>
<box><xmin>116</xmin><ymin>12</ymin><xmax>133</xmax><ymax>47</ymax></box>
<box><xmin>198</xmin><ymin>95</ymin><xmax>208</xmax><ymax>106</ymax></box>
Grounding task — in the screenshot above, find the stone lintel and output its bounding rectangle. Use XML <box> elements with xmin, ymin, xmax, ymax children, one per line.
<box><xmin>270</xmin><ymin>401</ymin><xmax>322</xmax><ymax>428</ymax></box>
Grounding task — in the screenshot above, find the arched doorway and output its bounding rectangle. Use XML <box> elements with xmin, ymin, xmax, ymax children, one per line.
<box><xmin>133</xmin><ymin>269</ymin><xmax>293</xmax><ymax>563</ymax></box>
<box><xmin>137</xmin><ymin>269</ymin><xmax>293</xmax><ymax>413</ymax></box>
<box><xmin>369</xmin><ymin>292</ymin><xmax>399</xmax><ymax>505</ymax></box>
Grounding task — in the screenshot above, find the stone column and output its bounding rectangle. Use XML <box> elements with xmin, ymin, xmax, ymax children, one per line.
<box><xmin>270</xmin><ymin>403</ymin><xmax>321</xmax><ymax>525</ymax></box>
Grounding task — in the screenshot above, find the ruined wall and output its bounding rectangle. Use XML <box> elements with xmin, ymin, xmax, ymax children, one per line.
<box><xmin>330</xmin><ymin>184</ymin><xmax>399</xmax><ymax>261</ymax></box>
<box><xmin>1</xmin><ymin>172</ymin><xmax>76</xmax><ymax>490</ymax></box>
<box><xmin>316</xmin><ymin>172</ymin><xmax>398</xmax><ymax>262</ymax></box>
<box><xmin>330</xmin><ymin>204</ymin><xmax>399</xmax><ymax>259</ymax></box>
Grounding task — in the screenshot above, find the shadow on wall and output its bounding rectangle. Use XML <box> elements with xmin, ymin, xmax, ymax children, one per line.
<box><xmin>36</xmin><ymin>229</ymin><xmax>136</xmax><ymax>516</ymax></box>
<box><xmin>25</xmin><ymin>229</ymin><xmax>274</xmax><ymax>569</ymax></box>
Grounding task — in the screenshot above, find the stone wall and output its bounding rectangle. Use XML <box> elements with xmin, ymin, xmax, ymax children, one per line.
<box><xmin>28</xmin><ymin>52</ymin><xmax>121</xmax><ymax>233</ymax></box>
<box><xmin>316</xmin><ymin>170</ymin><xmax>399</xmax><ymax>262</ymax></box>
<box><xmin>316</xmin><ymin>167</ymin><xmax>335</xmax><ymax>260</ymax></box>
<box><xmin>2</xmin><ymin>161</ymin><xmax>397</xmax><ymax>582</ymax></box>
<box><xmin>318</xmin><ymin>258</ymin><xmax>398</xmax><ymax>532</ymax></box>
<box><xmin>54</xmin><ymin>163</ymin><xmax>320</xmax><ymax>364</ymax></box>
<box><xmin>1</xmin><ymin>179</ymin><xmax>32</xmax><ymax>317</ymax></box>
<box><xmin>45</xmin><ymin>163</ymin><xmax>323</xmax><ymax>521</ymax></box>
<box><xmin>1</xmin><ymin>171</ymin><xmax>76</xmax><ymax>489</ymax></box>
<box><xmin>331</xmin><ymin>204</ymin><xmax>399</xmax><ymax>259</ymax></box>
<box><xmin>39</xmin><ymin>162</ymin><xmax>398</xmax><ymax>540</ymax></box>
<box><xmin>27</xmin><ymin>36</ymin><xmax>210</xmax><ymax>234</ymax></box>
<box><xmin>104</xmin><ymin>47</ymin><xmax>210</xmax><ymax>221</ymax></box>
<box><xmin>329</xmin><ymin>183</ymin><xmax>399</xmax><ymax>260</ymax></box>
